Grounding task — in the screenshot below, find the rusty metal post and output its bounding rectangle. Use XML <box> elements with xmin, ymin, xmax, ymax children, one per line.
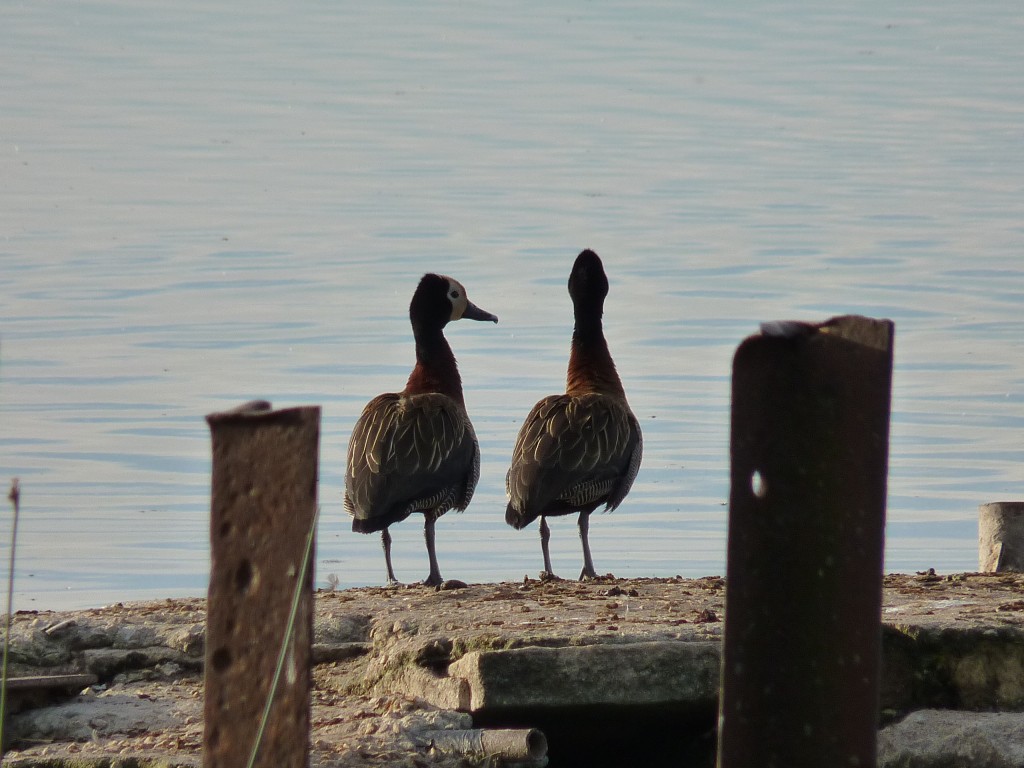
<box><xmin>717</xmin><ymin>316</ymin><xmax>894</xmax><ymax>768</ymax></box>
<box><xmin>203</xmin><ymin>401</ymin><xmax>320</xmax><ymax>768</ymax></box>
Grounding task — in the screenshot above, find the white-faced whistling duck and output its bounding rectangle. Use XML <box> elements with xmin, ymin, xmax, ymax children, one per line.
<box><xmin>345</xmin><ymin>273</ymin><xmax>497</xmax><ymax>587</ymax></box>
<box><xmin>505</xmin><ymin>249</ymin><xmax>643</xmax><ymax>580</ymax></box>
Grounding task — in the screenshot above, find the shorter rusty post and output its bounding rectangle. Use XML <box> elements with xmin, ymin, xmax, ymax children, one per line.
<box><xmin>979</xmin><ymin>502</ymin><xmax>1024</xmax><ymax>572</ymax></box>
<box><xmin>203</xmin><ymin>401</ymin><xmax>320</xmax><ymax>768</ymax></box>
<box><xmin>2</xmin><ymin>478</ymin><xmax>22</xmax><ymax>757</ymax></box>
<box><xmin>717</xmin><ymin>316</ymin><xmax>894</xmax><ymax>768</ymax></box>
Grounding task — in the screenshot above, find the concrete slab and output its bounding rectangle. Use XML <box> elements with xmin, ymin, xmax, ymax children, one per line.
<box><xmin>2</xmin><ymin>572</ymin><xmax>1024</xmax><ymax>767</ymax></box>
<box><xmin>447</xmin><ymin>640</ymin><xmax>720</xmax><ymax>711</ymax></box>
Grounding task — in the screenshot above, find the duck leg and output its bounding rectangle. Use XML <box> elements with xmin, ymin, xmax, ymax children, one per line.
<box><xmin>578</xmin><ymin>510</ymin><xmax>599</xmax><ymax>580</ymax></box>
<box><xmin>381</xmin><ymin>528</ymin><xmax>400</xmax><ymax>586</ymax></box>
<box><xmin>539</xmin><ymin>516</ymin><xmax>558</xmax><ymax>579</ymax></box>
<box><xmin>422</xmin><ymin>510</ymin><xmax>443</xmax><ymax>587</ymax></box>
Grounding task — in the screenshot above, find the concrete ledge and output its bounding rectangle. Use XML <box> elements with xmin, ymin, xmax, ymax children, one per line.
<box><xmin>878</xmin><ymin>709</ymin><xmax>1024</xmax><ymax>768</ymax></box>
<box><xmin>447</xmin><ymin>641</ymin><xmax>720</xmax><ymax>711</ymax></box>
<box><xmin>3</xmin><ymin>574</ymin><xmax>1024</xmax><ymax>767</ymax></box>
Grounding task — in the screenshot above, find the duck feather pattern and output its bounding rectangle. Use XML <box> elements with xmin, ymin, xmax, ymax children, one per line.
<box><xmin>505</xmin><ymin>391</ymin><xmax>642</xmax><ymax>528</ymax></box>
<box><xmin>345</xmin><ymin>391</ymin><xmax>480</xmax><ymax>533</ymax></box>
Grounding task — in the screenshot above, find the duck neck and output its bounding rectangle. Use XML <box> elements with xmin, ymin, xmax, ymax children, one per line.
<box><xmin>404</xmin><ymin>324</ymin><xmax>465</xmax><ymax>404</ymax></box>
<box><xmin>566</xmin><ymin>314</ymin><xmax>625</xmax><ymax>398</ymax></box>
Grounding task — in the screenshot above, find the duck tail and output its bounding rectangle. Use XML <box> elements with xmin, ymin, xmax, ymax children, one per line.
<box><xmin>505</xmin><ymin>503</ymin><xmax>535</xmax><ymax>530</ymax></box>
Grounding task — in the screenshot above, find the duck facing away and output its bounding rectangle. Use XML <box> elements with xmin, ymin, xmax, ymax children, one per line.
<box><xmin>505</xmin><ymin>249</ymin><xmax>643</xmax><ymax>580</ymax></box>
<box><xmin>345</xmin><ymin>273</ymin><xmax>497</xmax><ymax>587</ymax></box>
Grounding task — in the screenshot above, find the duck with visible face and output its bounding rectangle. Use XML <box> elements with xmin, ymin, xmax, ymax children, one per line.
<box><xmin>505</xmin><ymin>249</ymin><xmax>643</xmax><ymax>580</ymax></box>
<box><xmin>345</xmin><ymin>273</ymin><xmax>497</xmax><ymax>587</ymax></box>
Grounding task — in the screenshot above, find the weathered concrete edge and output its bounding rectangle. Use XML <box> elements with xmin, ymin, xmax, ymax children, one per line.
<box><xmin>882</xmin><ymin>622</ymin><xmax>1024</xmax><ymax>714</ymax></box>
<box><xmin>2</xmin><ymin>755</ymin><xmax>200</xmax><ymax>768</ymax></box>
<box><xmin>444</xmin><ymin>640</ymin><xmax>721</xmax><ymax>711</ymax></box>
<box><xmin>386</xmin><ymin>624</ymin><xmax>1024</xmax><ymax>717</ymax></box>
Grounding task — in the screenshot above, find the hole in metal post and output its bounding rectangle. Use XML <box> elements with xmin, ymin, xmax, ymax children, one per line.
<box><xmin>211</xmin><ymin>647</ymin><xmax>232</xmax><ymax>672</ymax></box>
<box><xmin>235</xmin><ymin>558</ymin><xmax>254</xmax><ymax>593</ymax></box>
<box><xmin>751</xmin><ymin>470</ymin><xmax>767</xmax><ymax>499</ymax></box>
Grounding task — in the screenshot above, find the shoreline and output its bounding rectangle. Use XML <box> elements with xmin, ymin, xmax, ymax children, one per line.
<box><xmin>3</xmin><ymin>572</ymin><xmax>1023</xmax><ymax>767</ymax></box>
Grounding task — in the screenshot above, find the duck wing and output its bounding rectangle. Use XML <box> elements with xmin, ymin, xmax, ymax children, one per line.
<box><xmin>506</xmin><ymin>392</ymin><xmax>641</xmax><ymax>527</ymax></box>
<box><xmin>345</xmin><ymin>392</ymin><xmax>479</xmax><ymax>531</ymax></box>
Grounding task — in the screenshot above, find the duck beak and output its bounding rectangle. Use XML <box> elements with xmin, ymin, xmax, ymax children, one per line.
<box><xmin>462</xmin><ymin>301</ymin><xmax>498</xmax><ymax>323</ymax></box>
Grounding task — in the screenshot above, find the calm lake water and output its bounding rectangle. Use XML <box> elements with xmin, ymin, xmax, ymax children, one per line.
<box><xmin>3</xmin><ymin>1</ymin><xmax>1023</xmax><ymax>610</ymax></box>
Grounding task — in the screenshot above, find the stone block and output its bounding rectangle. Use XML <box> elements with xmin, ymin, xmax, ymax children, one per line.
<box><xmin>446</xmin><ymin>640</ymin><xmax>721</xmax><ymax>712</ymax></box>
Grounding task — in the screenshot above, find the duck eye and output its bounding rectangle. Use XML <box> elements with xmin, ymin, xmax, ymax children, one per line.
<box><xmin>450</xmin><ymin>290</ymin><xmax>460</xmax><ymax>299</ymax></box>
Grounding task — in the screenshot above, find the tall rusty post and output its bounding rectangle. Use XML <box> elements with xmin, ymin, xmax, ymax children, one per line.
<box><xmin>717</xmin><ymin>316</ymin><xmax>894</xmax><ymax>768</ymax></box>
<box><xmin>203</xmin><ymin>401</ymin><xmax>320</xmax><ymax>768</ymax></box>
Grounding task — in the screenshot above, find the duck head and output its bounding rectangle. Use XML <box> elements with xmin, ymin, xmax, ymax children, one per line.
<box><xmin>568</xmin><ymin>249</ymin><xmax>609</xmax><ymax>315</ymax></box>
<box><xmin>410</xmin><ymin>273</ymin><xmax>498</xmax><ymax>330</ymax></box>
